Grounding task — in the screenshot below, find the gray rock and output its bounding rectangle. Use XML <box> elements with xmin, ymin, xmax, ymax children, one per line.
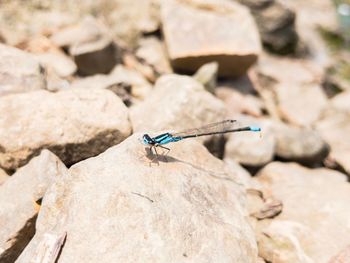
<box><xmin>272</xmin><ymin>121</ymin><xmax>329</xmax><ymax>165</ymax></box>
<box><xmin>70</xmin><ymin>37</ymin><xmax>118</xmax><ymax>76</ymax></box>
<box><xmin>242</xmin><ymin>0</ymin><xmax>298</xmax><ymax>54</ymax></box>
<box><xmin>0</xmin><ymin>89</ymin><xmax>131</xmax><ymax>172</ymax></box>
<box><xmin>0</xmin><ymin>150</ymin><xmax>68</xmax><ymax>263</ymax></box>
<box><xmin>0</xmin><ymin>44</ymin><xmax>46</xmax><ymax>96</ymax></box>
<box><xmin>193</xmin><ymin>61</ymin><xmax>218</xmax><ymax>94</ymax></box>
<box><xmin>130</xmin><ymin>74</ymin><xmax>226</xmax><ymax>133</ymax></box>
<box><xmin>16</xmin><ymin>134</ymin><xmax>258</xmax><ymax>263</ymax></box>
<box><xmin>224</xmin><ymin>117</ymin><xmax>275</xmax><ymax>167</ymax></box>
<box><xmin>161</xmin><ymin>0</ymin><xmax>261</xmax><ymax>77</ymax></box>
<box><xmin>255</xmin><ymin>162</ymin><xmax>350</xmax><ymax>263</ymax></box>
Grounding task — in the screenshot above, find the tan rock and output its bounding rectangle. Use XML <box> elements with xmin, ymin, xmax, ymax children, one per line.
<box><xmin>0</xmin><ymin>44</ymin><xmax>46</xmax><ymax>96</ymax></box>
<box><xmin>0</xmin><ymin>150</ymin><xmax>68</xmax><ymax>262</ymax></box>
<box><xmin>17</xmin><ymin>134</ymin><xmax>258</xmax><ymax>263</ymax></box>
<box><xmin>331</xmin><ymin>90</ymin><xmax>350</xmax><ymax>113</ymax></box>
<box><xmin>0</xmin><ymin>89</ymin><xmax>131</xmax><ymax>172</ymax></box>
<box><xmin>161</xmin><ymin>0</ymin><xmax>261</xmax><ymax>77</ymax></box>
<box><xmin>130</xmin><ymin>74</ymin><xmax>226</xmax><ymax>133</ymax></box>
<box><xmin>255</xmin><ymin>162</ymin><xmax>350</xmax><ymax>263</ymax></box>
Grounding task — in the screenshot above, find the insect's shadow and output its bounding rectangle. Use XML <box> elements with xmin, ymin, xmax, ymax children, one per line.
<box><xmin>143</xmin><ymin>147</ymin><xmax>242</xmax><ymax>186</ymax></box>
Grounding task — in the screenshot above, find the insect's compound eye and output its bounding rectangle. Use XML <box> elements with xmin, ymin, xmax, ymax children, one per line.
<box><xmin>142</xmin><ymin>134</ymin><xmax>152</xmax><ymax>145</ymax></box>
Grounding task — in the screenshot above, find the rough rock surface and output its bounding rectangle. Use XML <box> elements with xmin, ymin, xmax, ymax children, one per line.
<box><xmin>272</xmin><ymin>121</ymin><xmax>328</xmax><ymax>165</ymax></box>
<box><xmin>17</xmin><ymin>134</ymin><xmax>258</xmax><ymax>263</ymax></box>
<box><xmin>0</xmin><ymin>43</ymin><xmax>46</xmax><ymax>96</ymax></box>
<box><xmin>0</xmin><ymin>168</ymin><xmax>9</xmax><ymax>185</ymax></box>
<box><xmin>130</xmin><ymin>74</ymin><xmax>226</xmax><ymax>133</ymax></box>
<box><xmin>255</xmin><ymin>162</ymin><xmax>350</xmax><ymax>263</ymax></box>
<box><xmin>0</xmin><ymin>150</ymin><xmax>68</xmax><ymax>263</ymax></box>
<box><xmin>225</xmin><ymin>118</ymin><xmax>275</xmax><ymax>167</ymax></box>
<box><xmin>0</xmin><ymin>89</ymin><xmax>131</xmax><ymax>172</ymax></box>
<box><xmin>161</xmin><ymin>0</ymin><xmax>261</xmax><ymax>77</ymax></box>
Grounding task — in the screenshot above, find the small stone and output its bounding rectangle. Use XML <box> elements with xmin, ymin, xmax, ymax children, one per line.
<box><xmin>193</xmin><ymin>61</ymin><xmax>218</xmax><ymax>93</ymax></box>
<box><xmin>224</xmin><ymin>117</ymin><xmax>275</xmax><ymax>167</ymax></box>
<box><xmin>272</xmin><ymin>121</ymin><xmax>329</xmax><ymax>165</ymax></box>
<box><xmin>70</xmin><ymin>37</ymin><xmax>118</xmax><ymax>76</ymax></box>
<box><xmin>0</xmin><ymin>89</ymin><xmax>131</xmax><ymax>172</ymax></box>
<box><xmin>50</xmin><ymin>16</ymin><xmax>106</xmax><ymax>49</ymax></box>
<box><xmin>161</xmin><ymin>0</ymin><xmax>261</xmax><ymax>77</ymax></box>
<box><xmin>255</xmin><ymin>162</ymin><xmax>350</xmax><ymax>262</ymax></box>
<box><xmin>136</xmin><ymin>36</ymin><xmax>172</xmax><ymax>76</ymax></box>
<box><xmin>251</xmin><ymin>198</ymin><xmax>283</xmax><ymax>220</ymax></box>
<box><xmin>16</xmin><ymin>135</ymin><xmax>258</xmax><ymax>263</ymax></box>
<box><xmin>130</xmin><ymin>74</ymin><xmax>226</xmax><ymax>133</ymax></box>
<box><xmin>0</xmin><ymin>43</ymin><xmax>46</xmax><ymax>96</ymax></box>
<box><xmin>70</xmin><ymin>64</ymin><xmax>152</xmax><ymax>102</ymax></box>
<box><xmin>0</xmin><ymin>150</ymin><xmax>68</xmax><ymax>262</ymax></box>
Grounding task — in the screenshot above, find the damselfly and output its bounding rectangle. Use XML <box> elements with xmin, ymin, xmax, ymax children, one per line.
<box><xmin>141</xmin><ymin>120</ymin><xmax>261</xmax><ymax>158</ymax></box>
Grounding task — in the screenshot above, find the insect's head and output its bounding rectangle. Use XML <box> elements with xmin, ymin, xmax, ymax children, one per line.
<box><xmin>141</xmin><ymin>134</ymin><xmax>155</xmax><ymax>145</ymax></box>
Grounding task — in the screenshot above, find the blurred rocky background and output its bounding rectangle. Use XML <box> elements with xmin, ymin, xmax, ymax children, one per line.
<box><xmin>0</xmin><ymin>0</ymin><xmax>350</xmax><ymax>262</ymax></box>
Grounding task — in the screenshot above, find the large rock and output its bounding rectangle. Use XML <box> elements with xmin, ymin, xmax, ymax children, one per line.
<box><xmin>161</xmin><ymin>0</ymin><xmax>261</xmax><ymax>77</ymax></box>
<box><xmin>130</xmin><ymin>74</ymin><xmax>226</xmax><ymax>133</ymax></box>
<box><xmin>241</xmin><ymin>0</ymin><xmax>298</xmax><ymax>54</ymax></box>
<box><xmin>0</xmin><ymin>44</ymin><xmax>46</xmax><ymax>96</ymax></box>
<box><xmin>257</xmin><ymin>54</ymin><xmax>328</xmax><ymax>126</ymax></box>
<box><xmin>0</xmin><ymin>89</ymin><xmax>131</xmax><ymax>172</ymax></box>
<box><xmin>0</xmin><ymin>150</ymin><xmax>68</xmax><ymax>263</ymax></box>
<box><xmin>255</xmin><ymin>162</ymin><xmax>350</xmax><ymax>263</ymax></box>
<box><xmin>16</xmin><ymin>134</ymin><xmax>258</xmax><ymax>263</ymax></box>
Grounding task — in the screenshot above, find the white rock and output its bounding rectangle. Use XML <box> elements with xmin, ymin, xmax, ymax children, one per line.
<box><xmin>17</xmin><ymin>134</ymin><xmax>258</xmax><ymax>263</ymax></box>
<box><xmin>0</xmin><ymin>44</ymin><xmax>46</xmax><ymax>96</ymax></box>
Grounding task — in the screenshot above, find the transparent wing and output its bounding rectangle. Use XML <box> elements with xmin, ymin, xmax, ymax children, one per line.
<box><xmin>171</xmin><ymin>120</ymin><xmax>239</xmax><ymax>137</ymax></box>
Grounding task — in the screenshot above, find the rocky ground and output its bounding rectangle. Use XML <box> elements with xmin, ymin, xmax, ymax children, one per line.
<box><xmin>0</xmin><ymin>0</ymin><xmax>350</xmax><ymax>262</ymax></box>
